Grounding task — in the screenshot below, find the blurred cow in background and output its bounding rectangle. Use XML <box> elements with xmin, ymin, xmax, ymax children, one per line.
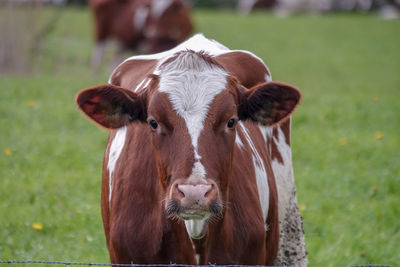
<box><xmin>274</xmin><ymin>0</ymin><xmax>399</xmax><ymax>17</ymax></box>
<box><xmin>90</xmin><ymin>0</ymin><xmax>193</xmax><ymax>71</ymax></box>
<box><xmin>237</xmin><ymin>0</ymin><xmax>276</xmax><ymax>15</ymax></box>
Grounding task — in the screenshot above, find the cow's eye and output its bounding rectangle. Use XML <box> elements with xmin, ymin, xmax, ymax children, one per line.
<box><xmin>149</xmin><ymin>119</ymin><xmax>158</xmax><ymax>130</ymax></box>
<box><xmin>227</xmin><ymin>118</ymin><xmax>236</xmax><ymax>128</ymax></box>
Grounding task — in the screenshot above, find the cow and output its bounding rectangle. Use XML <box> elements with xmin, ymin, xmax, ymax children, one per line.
<box><xmin>271</xmin><ymin>0</ymin><xmax>399</xmax><ymax>18</ymax></box>
<box><xmin>237</xmin><ymin>0</ymin><xmax>276</xmax><ymax>15</ymax></box>
<box><xmin>89</xmin><ymin>0</ymin><xmax>193</xmax><ymax>71</ymax></box>
<box><xmin>76</xmin><ymin>34</ymin><xmax>307</xmax><ymax>266</ymax></box>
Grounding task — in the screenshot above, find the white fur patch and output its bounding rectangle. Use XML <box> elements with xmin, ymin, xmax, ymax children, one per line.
<box><xmin>259</xmin><ymin>122</ymin><xmax>294</xmax><ymax>221</ymax></box>
<box><xmin>185</xmin><ymin>219</ymin><xmax>206</xmax><ymax>239</ymax></box>
<box><xmin>265</xmin><ymin>73</ymin><xmax>272</xmax><ymax>82</ymax></box>
<box><xmin>134</xmin><ymin>77</ymin><xmax>152</xmax><ymax>92</ymax></box>
<box><xmin>151</xmin><ymin>0</ymin><xmax>173</xmax><ymax>18</ymax></box>
<box><xmin>272</xmin><ymin>124</ymin><xmax>295</xmax><ymax>221</ymax></box>
<box><xmin>258</xmin><ymin>125</ymin><xmax>274</xmax><ymax>156</ymax></box>
<box><xmin>107</xmin><ymin>126</ymin><xmax>127</xmax><ymax>206</ymax></box>
<box><xmin>134</xmin><ymin>5</ymin><xmax>149</xmax><ymax>31</ymax></box>
<box><xmin>190</xmin><ymin>161</ymin><xmax>206</xmax><ymax>179</ymax></box>
<box><xmin>134</xmin><ymin>78</ymin><xmax>147</xmax><ymax>92</ymax></box>
<box><xmin>239</xmin><ymin>122</ymin><xmax>269</xmax><ymax>221</ymax></box>
<box><xmin>235</xmin><ymin>130</ymin><xmax>244</xmax><ymax>150</ymax></box>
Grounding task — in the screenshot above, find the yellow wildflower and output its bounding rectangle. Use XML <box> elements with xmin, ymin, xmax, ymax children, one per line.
<box><xmin>375</xmin><ymin>131</ymin><xmax>384</xmax><ymax>140</ymax></box>
<box><xmin>372</xmin><ymin>95</ymin><xmax>380</xmax><ymax>102</ymax></box>
<box><xmin>32</xmin><ymin>222</ymin><xmax>43</xmax><ymax>231</ymax></box>
<box><xmin>27</xmin><ymin>99</ymin><xmax>36</xmax><ymax>107</ymax></box>
<box><xmin>338</xmin><ymin>138</ymin><xmax>347</xmax><ymax>146</ymax></box>
<box><xmin>4</xmin><ymin>148</ymin><xmax>12</xmax><ymax>156</ymax></box>
<box><xmin>299</xmin><ymin>204</ymin><xmax>307</xmax><ymax>212</ymax></box>
<box><xmin>370</xmin><ymin>184</ymin><xmax>378</xmax><ymax>191</ymax></box>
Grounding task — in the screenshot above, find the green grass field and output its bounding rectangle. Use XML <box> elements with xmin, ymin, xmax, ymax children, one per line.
<box><xmin>1</xmin><ymin>7</ymin><xmax>399</xmax><ymax>267</ymax></box>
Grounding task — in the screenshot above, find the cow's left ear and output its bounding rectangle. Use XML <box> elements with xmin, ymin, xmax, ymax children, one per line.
<box><xmin>237</xmin><ymin>82</ymin><xmax>301</xmax><ymax>126</ymax></box>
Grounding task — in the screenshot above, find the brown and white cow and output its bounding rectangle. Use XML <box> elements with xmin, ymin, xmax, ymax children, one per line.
<box><xmin>89</xmin><ymin>0</ymin><xmax>193</xmax><ymax>70</ymax></box>
<box><xmin>76</xmin><ymin>34</ymin><xmax>307</xmax><ymax>266</ymax></box>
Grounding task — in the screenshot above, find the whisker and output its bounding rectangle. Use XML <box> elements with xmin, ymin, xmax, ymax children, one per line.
<box><xmin>160</xmin><ymin>197</ymin><xmax>167</xmax><ymax>205</ymax></box>
<box><xmin>165</xmin><ymin>199</ymin><xmax>181</xmax><ymax>216</ymax></box>
<box><xmin>222</xmin><ymin>200</ymin><xmax>231</xmax><ymax>208</ymax></box>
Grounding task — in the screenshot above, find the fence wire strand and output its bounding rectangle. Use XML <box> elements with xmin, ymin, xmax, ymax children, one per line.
<box><xmin>0</xmin><ymin>261</ymin><xmax>292</xmax><ymax>267</ymax></box>
<box><xmin>0</xmin><ymin>261</ymin><xmax>392</xmax><ymax>267</ymax></box>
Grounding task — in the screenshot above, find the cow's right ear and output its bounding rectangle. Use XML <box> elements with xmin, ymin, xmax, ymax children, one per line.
<box><xmin>75</xmin><ymin>84</ymin><xmax>147</xmax><ymax>129</ymax></box>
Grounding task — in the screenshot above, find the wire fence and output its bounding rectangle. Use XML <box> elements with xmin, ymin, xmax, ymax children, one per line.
<box><xmin>0</xmin><ymin>260</ymin><xmax>392</xmax><ymax>267</ymax></box>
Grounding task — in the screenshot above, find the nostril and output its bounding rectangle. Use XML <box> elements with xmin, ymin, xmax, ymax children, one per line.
<box><xmin>175</xmin><ymin>184</ymin><xmax>185</xmax><ymax>199</ymax></box>
<box><xmin>204</xmin><ymin>184</ymin><xmax>213</xmax><ymax>198</ymax></box>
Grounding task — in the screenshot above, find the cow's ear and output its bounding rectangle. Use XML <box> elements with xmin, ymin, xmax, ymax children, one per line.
<box><xmin>237</xmin><ymin>82</ymin><xmax>301</xmax><ymax>126</ymax></box>
<box><xmin>76</xmin><ymin>84</ymin><xmax>147</xmax><ymax>129</ymax></box>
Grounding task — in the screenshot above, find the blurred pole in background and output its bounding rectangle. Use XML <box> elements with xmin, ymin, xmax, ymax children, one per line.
<box><xmin>0</xmin><ymin>0</ymin><xmax>42</xmax><ymax>74</ymax></box>
<box><xmin>0</xmin><ymin>0</ymin><xmax>65</xmax><ymax>75</ymax></box>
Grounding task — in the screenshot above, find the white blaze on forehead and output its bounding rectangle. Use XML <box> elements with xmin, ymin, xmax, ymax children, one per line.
<box><xmin>191</xmin><ymin>161</ymin><xmax>206</xmax><ymax>178</ymax></box>
<box><xmin>151</xmin><ymin>0</ymin><xmax>173</xmax><ymax>18</ymax></box>
<box><xmin>158</xmin><ymin>52</ymin><xmax>228</xmax><ymax>164</ymax></box>
<box><xmin>107</xmin><ymin>126</ymin><xmax>127</xmax><ymax>207</ymax></box>
<box><xmin>240</xmin><ymin>122</ymin><xmax>269</xmax><ymax>222</ymax></box>
<box><xmin>157</xmin><ymin>52</ymin><xmax>226</xmax><ymax>239</ymax></box>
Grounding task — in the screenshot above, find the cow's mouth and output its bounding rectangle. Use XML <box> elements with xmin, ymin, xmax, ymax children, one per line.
<box><xmin>181</xmin><ymin>212</ymin><xmax>209</xmax><ymax>220</ymax></box>
<box><xmin>165</xmin><ymin>199</ymin><xmax>223</xmax><ymax>220</ymax></box>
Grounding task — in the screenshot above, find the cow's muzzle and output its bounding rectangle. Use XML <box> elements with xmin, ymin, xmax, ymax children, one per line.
<box><xmin>166</xmin><ymin>179</ymin><xmax>222</xmax><ymax>220</ymax></box>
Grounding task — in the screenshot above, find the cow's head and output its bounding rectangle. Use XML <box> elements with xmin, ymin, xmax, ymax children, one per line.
<box><xmin>76</xmin><ymin>51</ymin><xmax>301</xmax><ymax>238</ymax></box>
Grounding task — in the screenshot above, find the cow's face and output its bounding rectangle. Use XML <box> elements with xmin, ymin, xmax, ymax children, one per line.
<box><xmin>145</xmin><ymin>53</ymin><xmax>237</xmax><ymax>222</ymax></box>
<box><xmin>76</xmin><ymin>51</ymin><xmax>301</xmax><ymax>230</ymax></box>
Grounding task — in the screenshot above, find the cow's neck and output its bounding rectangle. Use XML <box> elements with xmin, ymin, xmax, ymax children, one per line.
<box><xmin>187</xmin><ymin>203</ymin><xmax>237</xmax><ymax>264</ymax></box>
